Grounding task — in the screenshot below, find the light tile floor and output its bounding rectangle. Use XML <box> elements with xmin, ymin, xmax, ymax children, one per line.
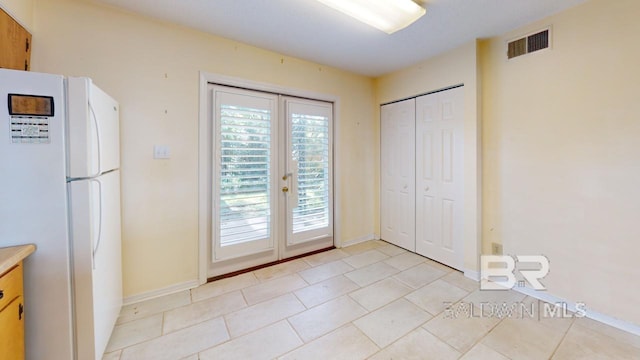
<box><xmin>104</xmin><ymin>240</ymin><xmax>640</xmax><ymax>360</ymax></box>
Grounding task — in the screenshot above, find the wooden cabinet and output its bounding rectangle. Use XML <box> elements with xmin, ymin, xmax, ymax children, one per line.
<box><xmin>0</xmin><ymin>245</ymin><xmax>34</xmax><ymax>360</ymax></box>
<box><xmin>0</xmin><ymin>8</ymin><xmax>32</xmax><ymax>71</ymax></box>
<box><xmin>0</xmin><ymin>264</ymin><xmax>25</xmax><ymax>360</ymax></box>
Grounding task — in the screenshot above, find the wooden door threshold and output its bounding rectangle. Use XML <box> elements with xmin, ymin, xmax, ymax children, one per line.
<box><xmin>207</xmin><ymin>246</ymin><xmax>335</xmax><ymax>283</ymax></box>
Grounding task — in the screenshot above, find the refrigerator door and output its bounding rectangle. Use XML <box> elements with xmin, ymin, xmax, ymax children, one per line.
<box><xmin>67</xmin><ymin>77</ymin><xmax>120</xmax><ymax>178</ymax></box>
<box><xmin>68</xmin><ymin>170</ymin><xmax>123</xmax><ymax>360</ymax></box>
<box><xmin>0</xmin><ymin>68</ymin><xmax>75</xmax><ymax>360</ymax></box>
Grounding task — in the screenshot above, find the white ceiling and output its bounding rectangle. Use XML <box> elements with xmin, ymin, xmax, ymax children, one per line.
<box><xmin>92</xmin><ymin>0</ymin><xmax>588</xmax><ymax>77</ymax></box>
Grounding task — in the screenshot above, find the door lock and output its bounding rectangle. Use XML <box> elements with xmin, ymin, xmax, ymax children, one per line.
<box><xmin>282</xmin><ymin>186</ymin><xmax>289</xmax><ymax>193</ymax></box>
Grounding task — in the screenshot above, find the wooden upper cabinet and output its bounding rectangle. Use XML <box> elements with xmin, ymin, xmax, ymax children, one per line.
<box><xmin>0</xmin><ymin>8</ymin><xmax>32</xmax><ymax>71</ymax></box>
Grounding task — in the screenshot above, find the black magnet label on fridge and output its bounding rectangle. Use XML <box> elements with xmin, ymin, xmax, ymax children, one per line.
<box><xmin>8</xmin><ymin>94</ymin><xmax>55</xmax><ymax>117</ymax></box>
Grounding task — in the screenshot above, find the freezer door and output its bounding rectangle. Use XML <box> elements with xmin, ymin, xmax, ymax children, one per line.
<box><xmin>67</xmin><ymin>77</ymin><xmax>120</xmax><ymax>178</ymax></box>
<box><xmin>68</xmin><ymin>170</ymin><xmax>123</xmax><ymax>360</ymax></box>
<box><xmin>0</xmin><ymin>68</ymin><xmax>76</xmax><ymax>360</ymax></box>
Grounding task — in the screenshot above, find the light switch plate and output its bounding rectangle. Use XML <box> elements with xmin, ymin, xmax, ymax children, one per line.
<box><xmin>153</xmin><ymin>145</ymin><xmax>171</xmax><ymax>159</ymax></box>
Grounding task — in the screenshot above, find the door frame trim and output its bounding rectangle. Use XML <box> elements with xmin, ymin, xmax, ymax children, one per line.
<box><xmin>198</xmin><ymin>71</ymin><xmax>341</xmax><ymax>285</ymax></box>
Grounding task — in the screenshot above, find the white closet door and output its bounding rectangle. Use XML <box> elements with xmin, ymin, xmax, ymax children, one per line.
<box><xmin>415</xmin><ymin>87</ymin><xmax>464</xmax><ymax>270</ymax></box>
<box><xmin>380</xmin><ymin>99</ymin><xmax>416</xmax><ymax>251</ymax></box>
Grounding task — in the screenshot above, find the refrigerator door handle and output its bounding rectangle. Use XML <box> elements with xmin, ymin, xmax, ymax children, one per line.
<box><xmin>89</xmin><ymin>178</ymin><xmax>103</xmax><ymax>270</ymax></box>
<box><xmin>89</xmin><ymin>100</ymin><xmax>103</xmax><ymax>177</ymax></box>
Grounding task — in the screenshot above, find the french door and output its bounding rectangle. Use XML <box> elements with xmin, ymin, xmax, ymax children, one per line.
<box><xmin>208</xmin><ymin>85</ymin><xmax>333</xmax><ymax>277</ymax></box>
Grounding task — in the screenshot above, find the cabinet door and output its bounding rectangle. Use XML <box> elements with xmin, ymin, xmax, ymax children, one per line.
<box><xmin>380</xmin><ymin>99</ymin><xmax>416</xmax><ymax>251</ymax></box>
<box><xmin>0</xmin><ymin>8</ymin><xmax>32</xmax><ymax>71</ymax></box>
<box><xmin>0</xmin><ymin>297</ymin><xmax>25</xmax><ymax>360</ymax></box>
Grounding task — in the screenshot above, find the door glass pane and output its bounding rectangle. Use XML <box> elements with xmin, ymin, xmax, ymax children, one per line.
<box><xmin>219</xmin><ymin>104</ymin><xmax>271</xmax><ymax>246</ymax></box>
<box><xmin>291</xmin><ymin>112</ymin><xmax>330</xmax><ymax>233</ymax></box>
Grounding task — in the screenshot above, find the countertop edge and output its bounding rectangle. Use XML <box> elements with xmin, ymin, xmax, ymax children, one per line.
<box><xmin>0</xmin><ymin>244</ymin><xmax>37</xmax><ymax>275</ymax></box>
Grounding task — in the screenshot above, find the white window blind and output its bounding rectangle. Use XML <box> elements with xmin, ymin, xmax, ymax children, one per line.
<box><xmin>219</xmin><ymin>105</ymin><xmax>271</xmax><ymax>246</ymax></box>
<box><xmin>291</xmin><ymin>113</ymin><xmax>330</xmax><ymax>233</ymax></box>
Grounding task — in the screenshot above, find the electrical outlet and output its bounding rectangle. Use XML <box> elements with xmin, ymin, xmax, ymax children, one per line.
<box><xmin>153</xmin><ymin>145</ymin><xmax>171</xmax><ymax>159</ymax></box>
<box><xmin>491</xmin><ymin>242</ymin><xmax>503</xmax><ymax>255</ymax></box>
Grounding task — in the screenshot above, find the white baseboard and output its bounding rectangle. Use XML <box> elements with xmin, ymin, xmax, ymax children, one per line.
<box><xmin>513</xmin><ymin>286</ymin><xmax>640</xmax><ymax>337</ymax></box>
<box><xmin>465</xmin><ymin>272</ymin><xmax>640</xmax><ymax>337</ymax></box>
<box><xmin>339</xmin><ymin>234</ymin><xmax>377</xmax><ymax>248</ymax></box>
<box><xmin>123</xmin><ymin>279</ymin><xmax>199</xmax><ymax>306</ymax></box>
<box><xmin>464</xmin><ymin>269</ymin><xmax>480</xmax><ymax>281</ymax></box>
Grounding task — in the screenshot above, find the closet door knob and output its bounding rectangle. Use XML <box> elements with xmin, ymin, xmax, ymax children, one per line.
<box><xmin>424</xmin><ymin>187</ymin><xmax>430</xmax><ymax>192</ymax></box>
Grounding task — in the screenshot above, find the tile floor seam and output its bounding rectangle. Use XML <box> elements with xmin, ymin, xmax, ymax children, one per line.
<box><xmin>239</xmin><ymin>281</ymin><xmax>252</xmax><ymax>306</ymax></box>
<box><xmin>392</xmin><ymin>269</ymin><xmax>446</xmax><ymax>289</ymax></box>
<box><xmin>106</xmin><ymin>241</ymin><xmax>640</xmax><ymax>360</ymax></box>
<box><xmin>223</xmin><ymin>299</ymin><xmax>307</xmax><ymax>342</ymax></box>
<box><xmin>437</xmin><ymin>278</ymin><xmax>474</xmax><ymax>295</ymax></box>
<box><xmin>301</xmin><ymin>258</ymin><xmax>313</xmax><ymax>267</ymax></box>
<box><xmin>284</xmin><ymin>317</ymin><xmax>307</xmax><ymax>349</ymax></box>
<box><xmin>421</xmin><ymin>319</ymin><xmax>478</xmax><ymax>358</ymax></box>
<box><xmin>470</xmin><ymin>315</ymin><xmax>514</xmax><ymax>360</ymax></box>
<box><xmin>548</xmin><ymin>318</ymin><xmax>578</xmax><ymax>359</ymax></box>
<box><xmin>575</xmin><ymin>320</ymin><xmax>640</xmax><ymax>350</ymax></box>
<box><xmin>363</xmin><ymin>320</ymin><xmax>447</xmax><ymax>359</ymax></box>
<box><xmin>456</xmin><ymin>342</ymin><xmax>512</xmax><ymax>360</ymax></box>
<box><xmin>422</xmin><ymin>299</ymin><xmax>505</xmax><ymax>359</ymax></box>
<box><xmin>289</xmin><ymin>287</ymin><xmax>311</xmax><ymax>310</ymax></box>
<box><xmin>418</xmin><ymin>319</ymin><xmax>462</xmax><ymax>355</ymax></box>
<box><xmin>106</xmin><ymin>350</ymin><xmax>122</xmax><ymax>360</ymax></box>
<box><xmin>117</xmin><ymin>316</ymin><xmax>222</xmax><ymax>358</ymax></box>
<box><xmin>351</xmin><ymin>317</ymin><xmax>380</xmax><ymax>348</ymax></box>
<box><xmin>113</xmin><ymin>319</ymin><xmax>167</xmax><ymax>351</ymax></box>
<box><xmin>166</xmin><ymin>313</ymin><xmax>227</xmax><ymax>337</ymax></box>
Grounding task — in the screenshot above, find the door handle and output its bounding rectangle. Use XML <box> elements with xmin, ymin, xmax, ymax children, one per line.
<box><xmin>89</xmin><ymin>179</ymin><xmax>103</xmax><ymax>270</ymax></box>
<box><xmin>282</xmin><ymin>186</ymin><xmax>289</xmax><ymax>193</ymax></box>
<box><xmin>88</xmin><ymin>101</ymin><xmax>103</xmax><ymax>177</ymax></box>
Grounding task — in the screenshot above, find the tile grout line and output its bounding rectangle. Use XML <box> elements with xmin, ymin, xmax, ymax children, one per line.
<box><xmin>107</xmin><ymin>241</ymin><xmax>640</xmax><ymax>359</ymax></box>
<box><xmin>420</xmin><ymin>307</ymin><xmax>487</xmax><ymax>359</ymax></box>
<box><xmin>548</xmin><ymin>317</ymin><xmax>577</xmax><ymax>359</ymax></box>
<box><xmin>457</xmin><ymin>309</ymin><xmax>512</xmax><ymax>359</ymax></box>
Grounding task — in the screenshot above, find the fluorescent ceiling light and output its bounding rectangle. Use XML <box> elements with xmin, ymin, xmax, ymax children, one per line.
<box><xmin>316</xmin><ymin>0</ymin><xmax>426</xmax><ymax>34</ymax></box>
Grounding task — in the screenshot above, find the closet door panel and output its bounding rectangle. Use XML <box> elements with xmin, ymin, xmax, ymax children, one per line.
<box><xmin>415</xmin><ymin>87</ymin><xmax>464</xmax><ymax>270</ymax></box>
<box><xmin>380</xmin><ymin>99</ymin><xmax>416</xmax><ymax>251</ymax></box>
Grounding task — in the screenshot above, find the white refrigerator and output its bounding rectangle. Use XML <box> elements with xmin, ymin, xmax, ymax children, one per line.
<box><xmin>0</xmin><ymin>69</ymin><xmax>123</xmax><ymax>360</ymax></box>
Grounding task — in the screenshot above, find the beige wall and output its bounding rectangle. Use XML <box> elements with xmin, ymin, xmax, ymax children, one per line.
<box><xmin>31</xmin><ymin>0</ymin><xmax>376</xmax><ymax>298</ymax></box>
<box><xmin>374</xmin><ymin>41</ymin><xmax>481</xmax><ymax>274</ymax></box>
<box><xmin>480</xmin><ymin>0</ymin><xmax>640</xmax><ymax>326</ymax></box>
<box><xmin>376</xmin><ymin>0</ymin><xmax>640</xmax><ymax>327</ymax></box>
<box><xmin>0</xmin><ymin>0</ymin><xmax>34</xmax><ymax>30</ymax></box>
<box><xmin>23</xmin><ymin>0</ymin><xmax>640</xmax><ymax>327</ymax></box>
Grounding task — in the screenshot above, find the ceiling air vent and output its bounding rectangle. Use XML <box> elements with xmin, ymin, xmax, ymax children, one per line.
<box><xmin>507</xmin><ymin>28</ymin><xmax>550</xmax><ymax>59</ymax></box>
